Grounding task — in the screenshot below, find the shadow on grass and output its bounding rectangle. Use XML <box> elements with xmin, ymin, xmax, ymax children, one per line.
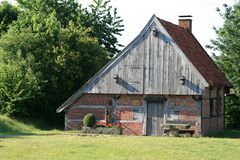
<box><xmin>0</xmin><ymin>133</ymin><xmax>61</xmax><ymax>139</ymax></box>
<box><xmin>209</xmin><ymin>128</ymin><xmax>240</xmax><ymax>139</ymax></box>
<box><xmin>14</xmin><ymin>116</ymin><xmax>64</xmax><ymax>131</ymax></box>
<box><xmin>0</xmin><ymin>121</ymin><xmax>64</xmax><ymax>139</ymax></box>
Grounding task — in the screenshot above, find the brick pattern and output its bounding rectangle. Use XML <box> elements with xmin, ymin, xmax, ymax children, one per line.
<box><xmin>116</xmin><ymin>122</ymin><xmax>143</xmax><ymax>136</ymax></box>
<box><xmin>65</xmin><ymin>120</ymin><xmax>82</xmax><ymax>130</ymax></box>
<box><xmin>74</xmin><ymin>94</ymin><xmax>112</xmax><ymax>105</ymax></box>
<box><xmin>179</xmin><ymin>19</ymin><xmax>192</xmax><ymax>32</ymax></box>
<box><xmin>116</xmin><ymin>95</ymin><xmax>143</xmax><ymax>106</ymax></box>
<box><xmin>168</xmin><ymin>96</ymin><xmax>199</xmax><ymax>135</ymax></box>
<box><xmin>66</xmin><ymin>94</ymin><xmax>144</xmax><ymax>135</ymax></box>
<box><xmin>67</xmin><ymin>108</ymin><xmax>105</xmax><ymax>120</ymax></box>
<box><xmin>168</xmin><ymin>96</ymin><xmax>197</xmax><ymax>107</ymax></box>
<box><xmin>66</xmin><ymin>94</ymin><xmax>212</xmax><ymax>136</ymax></box>
<box><xmin>115</xmin><ymin>107</ymin><xmax>133</xmax><ymax>121</ymax></box>
<box><xmin>94</xmin><ymin>121</ymin><xmax>143</xmax><ymax>136</ymax></box>
<box><xmin>74</xmin><ymin>94</ymin><xmax>143</xmax><ymax>106</ymax></box>
<box><xmin>179</xmin><ymin>110</ymin><xmax>198</xmax><ymax>122</ymax></box>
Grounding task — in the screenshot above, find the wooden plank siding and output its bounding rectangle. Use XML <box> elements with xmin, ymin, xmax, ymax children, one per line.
<box><xmin>57</xmin><ymin>15</ymin><xmax>213</xmax><ymax>113</ymax></box>
<box><xmin>86</xmin><ymin>21</ymin><xmax>208</xmax><ymax>95</ymax></box>
<box><xmin>201</xmin><ymin>86</ymin><xmax>225</xmax><ymax>135</ymax></box>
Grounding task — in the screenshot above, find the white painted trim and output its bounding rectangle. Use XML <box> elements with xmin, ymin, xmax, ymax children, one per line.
<box><xmin>71</xmin><ymin>105</ymin><xmax>106</xmax><ymax>109</ymax></box>
<box><xmin>112</xmin><ymin>105</ymin><xmax>143</xmax><ymax>108</ymax></box>
<box><xmin>142</xmin><ymin>98</ymin><xmax>147</xmax><ymax>135</ymax></box>
<box><xmin>70</xmin><ymin>104</ymin><xmax>143</xmax><ymax>110</ymax></box>
<box><xmin>65</xmin><ymin>118</ymin><xmax>143</xmax><ymax>123</ymax></box>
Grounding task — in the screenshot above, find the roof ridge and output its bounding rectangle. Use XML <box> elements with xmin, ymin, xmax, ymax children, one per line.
<box><xmin>158</xmin><ymin>18</ymin><xmax>188</xmax><ymax>32</ymax></box>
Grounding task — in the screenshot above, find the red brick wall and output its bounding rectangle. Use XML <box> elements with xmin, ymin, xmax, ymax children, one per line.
<box><xmin>168</xmin><ymin>96</ymin><xmax>197</xmax><ymax>107</ymax></box>
<box><xmin>117</xmin><ymin>122</ymin><xmax>143</xmax><ymax>136</ymax></box>
<box><xmin>74</xmin><ymin>94</ymin><xmax>111</xmax><ymax>105</ymax></box>
<box><xmin>74</xmin><ymin>94</ymin><xmax>143</xmax><ymax>106</ymax></box>
<box><xmin>65</xmin><ymin>94</ymin><xmax>144</xmax><ymax>135</ymax></box>
<box><xmin>65</xmin><ymin>120</ymin><xmax>82</xmax><ymax>130</ymax></box>
<box><xmin>168</xmin><ymin>96</ymin><xmax>199</xmax><ymax>135</ymax></box>
<box><xmin>116</xmin><ymin>95</ymin><xmax>143</xmax><ymax>106</ymax></box>
<box><xmin>66</xmin><ymin>94</ymin><xmax>215</xmax><ymax>136</ymax></box>
<box><xmin>67</xmin><ymin>108</ymin><xmax>105</xmax><ymax>120</ymax></box>
<box><xmin>179</xmin><ymin>110</ymin><xmax>198</xmax><ymax>122</ymax></box>
<box><xmin>115</xmin><ymin>107</ymin><xmax>133</xmax><ymax>121</ymax></box>
<box><xmin>94</xmin><ymin>121</ymin><xmax>143</xmax><ymax>136</ymax></box>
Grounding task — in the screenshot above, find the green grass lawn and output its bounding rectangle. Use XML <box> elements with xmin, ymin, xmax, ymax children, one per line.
<box><xmin>1</xmin><ymin>115</ymin><xmax>240</xmax><ymax>160</ymax></box>
<box><xmin>0</xmin><ymin>134</ymin><xmax>240</xmax><ymax>160</ymax></box>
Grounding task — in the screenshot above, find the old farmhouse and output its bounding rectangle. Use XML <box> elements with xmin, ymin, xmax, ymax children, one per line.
<box><xmin>57</xmin><ymin>15</ymin><xmax>231</xmax><ymax>136</ymax></box>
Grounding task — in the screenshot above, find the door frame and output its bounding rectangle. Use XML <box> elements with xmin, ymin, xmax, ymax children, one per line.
<box><xmin>143</xmin><ymin>95</ymin><xmax>166</xmax><ymax>136</ymax></box>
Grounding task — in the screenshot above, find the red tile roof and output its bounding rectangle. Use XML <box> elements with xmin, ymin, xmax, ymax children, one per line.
<box><xmin>159</xmin><ymin>18</ymin><xmax>231</xmax><ymax>87</ymax></box>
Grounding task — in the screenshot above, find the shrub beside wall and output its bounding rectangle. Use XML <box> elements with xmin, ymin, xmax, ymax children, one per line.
<box><xmin>82</xmin><ymin>126</ymin><xmax>122</xmax><ymax>135</ymax></box>
<box><xmin>83</xmin><ymin>113</ymin><xmax>96</xmax><ymax>127</ymax></box>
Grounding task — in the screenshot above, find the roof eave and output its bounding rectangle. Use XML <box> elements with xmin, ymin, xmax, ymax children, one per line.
<box><xmin>56</xmin><ymin>14</ymin><xmax>159</xmax><ymax>113</ymax></box>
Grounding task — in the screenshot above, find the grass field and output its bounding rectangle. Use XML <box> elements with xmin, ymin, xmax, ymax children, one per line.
<box><xmin>1</xmin><ymin>115</ymin><xmax>240</xmax><ymax>160</ymax></box>
<box><xmin>1</xmin><ymin>134</ymin><xmax>240</xmax><ymax>160</ymax></box>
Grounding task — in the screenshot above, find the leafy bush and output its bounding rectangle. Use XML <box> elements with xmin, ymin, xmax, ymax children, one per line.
<box><xmin>225</xmin><ymin>96</ymin><xmax>240</xmax><ymax>128</ymax></box>
<box><xmin>83</xmin><ymin>113</ymin><xmax>96</xmax><ymax>127</ymax></box>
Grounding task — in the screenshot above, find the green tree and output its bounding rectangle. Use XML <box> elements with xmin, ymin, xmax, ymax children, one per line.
<box><xmin>81</xmin><ymin>0</ymin><xmax>124</xmax><ymax>56</ymax></box>
<box><xmin>225</xmin><ymin>96</ymin><xmax>240</xmax><ymax>128</ymax></box>
<box><xmin>17</xmin><ymin>0</ymin><xmax>81</xmax><ymax>28</ymax></box>
<box><xmin>0</xmin><ymin>51</ymin><xmax>40</xmax><ymax>115</ymax></box>
<box><xmin>17</xmin><ymin>0</ymin><xmax>124</xmax><ymax>56</ymax></box>
<box><xmin>0</xmin><ymin>1</ymin><xmax>19</xmax><ymax>35</ymax></box>
<box><xmin>209</xmin><ymin>2</ymin><xmax>240</xmax><ymax>127</ymax></box>
<box><xmin>0</xmin><ymin>0</ymin><xmax>123</xmax><ymax>124</ymax></box>
<box><xmin>0</xmin><ymin>0</ymin><xmax>110</xmax><ymax>123</ymax></box>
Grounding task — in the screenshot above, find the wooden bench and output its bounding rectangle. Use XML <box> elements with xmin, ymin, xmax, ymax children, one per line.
<box><xmin>163</xmin><ymin>124</ymin><xmax>195</xmax><ymax>137</ymax></box>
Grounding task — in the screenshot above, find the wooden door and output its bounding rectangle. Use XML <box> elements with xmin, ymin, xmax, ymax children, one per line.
<box><xmin>147</xmin><ymin>101</ymin><xmax>164</xmax><ymax>136</ymax></box>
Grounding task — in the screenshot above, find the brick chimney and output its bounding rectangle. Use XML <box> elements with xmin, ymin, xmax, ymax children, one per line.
<box><xmin>178</xmin><ymin>15</ymin><xmax>192</xmax><ymax>33</ymax></box>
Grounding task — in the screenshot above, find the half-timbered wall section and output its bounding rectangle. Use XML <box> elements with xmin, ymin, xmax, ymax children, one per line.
<box><xmin>202</xmin><ymin>87</ymin><xmax>225</xmax><ymax>135</ymax></box>
<box><xmin>58</xmin><ymin>15</ymin><xmax>231</xmax><ymax>136</ymax></box>
<box><xmin>66</xmin><ymin>94</ymin><xmax>201</xmax><ymax>136</ymax></box>
<box><xmin>166</xmin><ymin>96</ymin><xmax>201</xmax><ymax>133</ymax></box>
<box><xmin>65</xmin><ymin>94</ymin><xmax>144</xmax><ymax>135</ymax></box>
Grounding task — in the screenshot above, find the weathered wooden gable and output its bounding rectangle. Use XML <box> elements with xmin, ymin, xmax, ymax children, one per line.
<box><xmin>85</xmin><ymin>15</ymin><xmax>208</xmax><ymax>95</ymax></box>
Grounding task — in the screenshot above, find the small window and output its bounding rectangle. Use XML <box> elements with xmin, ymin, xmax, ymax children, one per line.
<box><xmin>167</xmin><ymin>106</ymin><xmax>179</xmax><ymax>122</ymax></box>
<box><xmin>210</xmin><ymin>99</ymin><xmax>214</xmax><ymax>117</ymax></box>
<box><xmin>133</xmin><ymin>107</ymin><xmax>143</xmax><ymax>121</ymax></box>
<box><xmin>131</xmin><ymin>99</ymin><xmax>141</xmax><ymax>106</ymax></box>
<box><xmin>210</xmin><ymin>98</ymin><xmax>220</xmax><ymax>117</ymax></box>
